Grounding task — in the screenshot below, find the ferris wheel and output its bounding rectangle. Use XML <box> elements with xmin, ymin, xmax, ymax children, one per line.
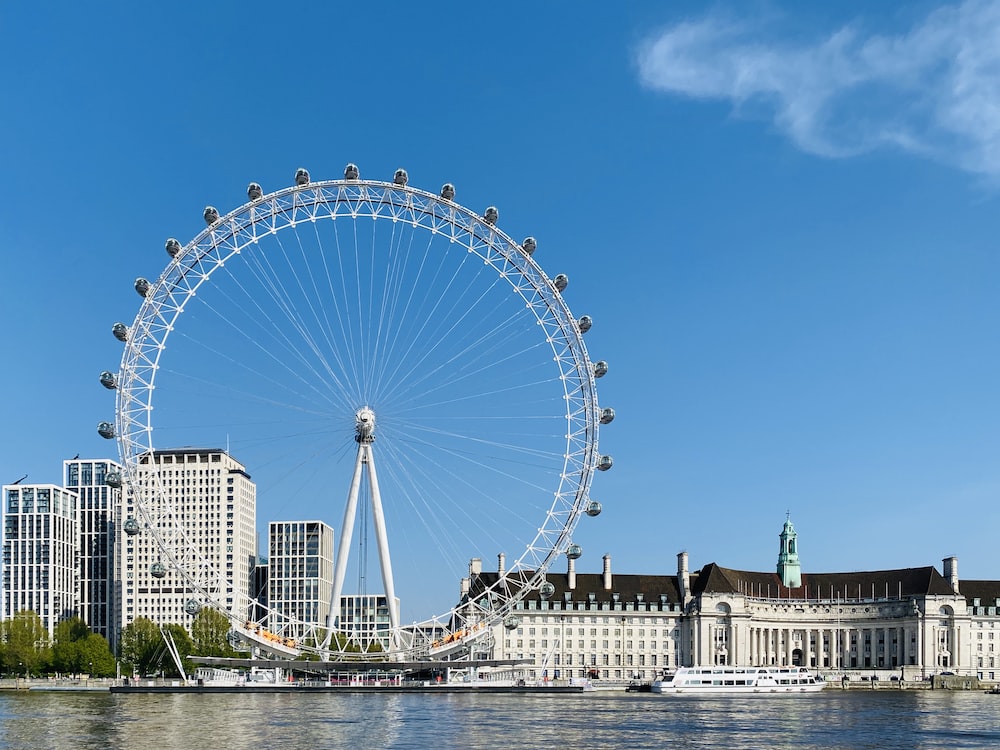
<box><xmin>98</xmin><ymin>164</ymin><xmax>614</xmax><ymax>660</ymax></box>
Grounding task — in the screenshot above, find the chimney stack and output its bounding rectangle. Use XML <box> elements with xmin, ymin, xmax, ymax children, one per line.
<box><xmin>469</xmin><ymin>557</ymin><xmax>482</xmax><ymax>577</ymax></box>
<box><xmin>497</xmin><ymin>552</ymin><xmax>506</xmax><ymax>577</ymax></box>
<box><xmin>568</xmin><ymin>555</ymin><xmax>577</xmax><ymax>590</ymax></box>
<box><xmin>678</xmin><ymin>551</ymin><xmax>690</xmax><ymax>605</ymax></box>
<box><xmin>602</xmin><ymin>554</ymin><xmax>612</xmax><ymax>590</ymax></box>
<box><xmin>942</xmin><ymin>556</ymin><xmax>960</xmax><ymax>594</ymax></box>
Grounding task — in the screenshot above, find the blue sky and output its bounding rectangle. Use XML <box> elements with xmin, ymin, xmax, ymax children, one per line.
<box><xmin>2</xmin><ymin>1</ymin><xmax>1000</xmax><ymax>618</ymax></box>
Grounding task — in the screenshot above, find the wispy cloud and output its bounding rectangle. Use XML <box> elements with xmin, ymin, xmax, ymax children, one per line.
<box><xmin>636</xmin><ymin>1</ymin><xmax>1000</xmax><ymax>177</ymax></box>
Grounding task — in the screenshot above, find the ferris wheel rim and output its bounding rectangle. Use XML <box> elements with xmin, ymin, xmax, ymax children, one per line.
<box><xmin>109</xmin><ymin>171</ymin><xmax>606</xmax><ymax>658</ymax></box>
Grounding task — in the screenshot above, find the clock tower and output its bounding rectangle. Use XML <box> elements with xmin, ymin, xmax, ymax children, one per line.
<box><xmin>777</xmin><ymin>514</ymin><xmax>802</xmax><ymax>588</ymax></box>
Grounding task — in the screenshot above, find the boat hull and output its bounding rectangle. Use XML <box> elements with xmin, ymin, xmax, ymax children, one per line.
<box><xmin>651</xmin><ymin>683</ymin><xmax>825</xmax><ymax>694</ymax></box>
<box><xmin>651</xmin><ymin>667</ymin><xmax>826</xmax><ymax>695</ymax></box>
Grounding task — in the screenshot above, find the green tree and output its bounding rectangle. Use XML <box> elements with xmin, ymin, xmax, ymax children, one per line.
<box><xmin>78</xmin><ymin>633</ymin><xmax>117</xmax><ymax>677</ymax></box>
<box><xmin>118</xmin><ymin>617</ymin><xmax>162</xmax><ymax>677</ymax></box>
<box><xmin>51</xmin><ymin>616</ymin><xmax>89</xmax><ymax>674</ymax></box>
<box><xmin>2</xmin><ymin>611</ymin><xmax>49</xmax><ymax>676</ymax></box>
<box><xmin>191</xmin><ymin>608</ymin><xmax>236</xmax><ymax>658</ymax></box>
<box><xmin>51</xmin><ymin>617</ymin><xmax>117</xmax><ymax>677</ymax></box>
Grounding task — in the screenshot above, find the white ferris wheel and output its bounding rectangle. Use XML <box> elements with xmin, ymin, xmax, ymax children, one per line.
<box><xmin>98</xmin><ymin>164</ymin><xmax>614</xmax><ymax>660</ymax></box>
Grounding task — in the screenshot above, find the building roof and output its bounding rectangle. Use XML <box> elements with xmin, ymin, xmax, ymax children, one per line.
<box><xmin>468</xmin><ymin>570</ymin><xmax>682</xmax><ymax>605</ymax></box>
<box><xmin>960</xmin><ymin>580</ymin><xmax>1000</xmax><ymax>606</ymax></box>
<box><xmin>144</xmin><ymin>447</ymin><xmax>226</xmax><ymax>456</ymax></box>
<box><xmin>691</xmin><ymin>562</ymin><xmax>958</xmax><ymax>599</ymax></box>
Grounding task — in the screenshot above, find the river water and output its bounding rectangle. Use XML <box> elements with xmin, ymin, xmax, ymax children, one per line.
<box><xmin>1</xmin><ymin>688</ymin><xmax>999</xmax><ymax>749</ymax></box>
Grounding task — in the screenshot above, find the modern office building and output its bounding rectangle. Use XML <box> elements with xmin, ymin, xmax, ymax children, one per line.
<box><xmin>462</xmin><ymin>519</ymin><xmax>1000</xmax><ymax>683</ymax></box>
<box><xmin>64</xmin><ymin>458</ymin><xmax>121</xmax><ymax>647</ymax></box>
<box><xmin>267</xmin><ymin>520</ymin><xmax>334</xmax><ymax>640</ymax></box>
<box><xmin>1</xmin><ymin>484</ymin><xmax>79</xmax><ymax>638</ymax></box>
<box><xmin>338</xmin><ymin>593</ymin><xmax>398</xmax><ymax>651</ymax></box>
<box><xmin>120</xmin><ymin>448</ymin><xmax>256</xmax><ymax>629</ymax></box>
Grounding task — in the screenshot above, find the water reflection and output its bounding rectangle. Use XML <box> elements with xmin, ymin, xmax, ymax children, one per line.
<box><xmin>1</xmin><ymin>689</ymin><xmax>1000</xmax><ymax>749</ymax></box>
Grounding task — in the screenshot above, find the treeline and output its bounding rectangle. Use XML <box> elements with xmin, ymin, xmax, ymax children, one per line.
<box><xmin>1</xmin><ymin>607</ymin><xmax>240</xmax><ymax>678</ymax></box>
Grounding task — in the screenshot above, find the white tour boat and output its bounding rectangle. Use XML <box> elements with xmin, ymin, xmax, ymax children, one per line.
<box><xmin>651</xmin><ymin>666</ymin><xmax>826</xmax><ymax>695</ymax></box>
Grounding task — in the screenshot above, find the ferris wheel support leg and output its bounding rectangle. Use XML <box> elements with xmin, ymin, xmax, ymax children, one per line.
<box><xmin>322</xmin><ymin>442</ymin><xmax>366</xmax><ymax>650</ymax></box>
<box><xmin>364</xmin><ymin>443</ymin><xmax>400</xmax><ymax>647</ymax></box>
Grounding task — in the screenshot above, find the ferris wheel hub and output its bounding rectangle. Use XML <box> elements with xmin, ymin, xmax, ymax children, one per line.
<box><xmin>355</xmin><ymin>406</ymin><xmax>376</xmax><ymax>443</ymax></box>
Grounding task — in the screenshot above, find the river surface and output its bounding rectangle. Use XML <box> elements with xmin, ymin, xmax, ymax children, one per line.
<box><xmin>1</xmin><ymin>688</ymin><xmax>999</xmax><ymax>749</ymax></box>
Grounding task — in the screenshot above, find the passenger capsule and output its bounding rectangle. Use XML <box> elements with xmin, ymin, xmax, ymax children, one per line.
<box><xmin>123</xmin><ymin>516</ymin><xmax>141</xmax><ymax>535</ymax></box>
<box><xmin>344</xmin><ymin>163</ymin><xmax>360</xmax><ymax>180</ymax></box>
<box><xmin>97</xmin><ymin>422</ymin><xmax>115</xmax><ymax>439</ymax></box>
<box><xmin>294</xmin><ymin>168</ymin><xmax>310</xmax><ymax>186</ymax></box>
<box><xmin>578</xmin><ymin>316</ymin><xmax>592</xmax><ymax>334</ymax></box>
<box><xmin>599</xmin><ymin>407</ymin><xmax>615</xmax><ymax>425</ymax></box>
<box><xmin>247</xmin><ymin>182</ymin><xmax>263</xmax><ymax>200</ymax></box>
<box><xmin>150</xmin><ymin>562</ymin><xmax>167</xmax><ymax>579</ymax></box>
<box><xmin>585</xmin><ymin>500</ymin><xmax>602</xmax><ymax>517</ymax></box>
<box><xmin>165</xmin><ymin>237</ymin><xmax>181</xmax><ymax>257</ymax></box>
<box><xmin>566</xmin><ymin>544</ymin><xmax>583</xmax><ymax>560</ymax></box>
<box><xmin>593</xmin><ymin>361</ymin><xmax>609</xmax><ymax>378</ymax></box>
<box><xmin>504</xmin><ymin>616</ymin><xmax>521</xmax><ymax>630</ymax></box>
<box><xmin>112</xmin><ymin>323</ymin><xmax>128</xmax><ymax>342</ymax></box>
<box><xmin>597</xmin><ymin>455</ymin><xmax>614</xmax><ymax>471</ymax></box>
<box><xmin>440</xmin><ymin>183</ymin><xmax>456</xmax><ymax>200</ymax></box>
<box><xmin>553</xmin><ymin>274</ymin><xmax>568</xmax><ymax>293</ymax></box>
<box><xmin>483</xmin><ymin>206</ymin><xmax>498</xmax><ymax>225</ymax></box>
<box><xmin>184</xmin><ymin>599</ymin><xmax>200</xmax><ymax>616</ymax></box>
<box><xmin>539</xmin><ymin>581</ymin><xmax>556</xmax><ymax>600</ymax></box>
<box><xmin>393</xmin><ymin>168</ymin><xmax>408</xmax><ymax>186</ymax></box>
<box><xmin>105</xmin><ymin>471</ymin><xmax>122</xmax><ymax>489</ymax></box>
<box><xmin>99</xmin><ymin>371</ymin><xmax>117</xmax><ymax>390</ymax></box>
<box><xmin>134</xmin><ymin>277</ymin><xmax>150</xmax><ymax>297</ymax></box>
<box><xmin>203</xmin><ymin>206</ymin><xmax>220</xmax><ymax>225</ymax></box>
<box><xmin>522</xmin><ymin>237</ymin><xmax>537</xmax><ymax>256</ymax></box>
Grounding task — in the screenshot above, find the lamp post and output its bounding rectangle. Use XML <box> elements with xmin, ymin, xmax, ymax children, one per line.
<box><xmin>18</xmin><ymin>662</ymin><xmax>23</xmax><ymax>690</ymax></box>
<box><xmin>88</xmin><ymin>661</ymin><xmax>93</xmax><ymax>687</ymax></box>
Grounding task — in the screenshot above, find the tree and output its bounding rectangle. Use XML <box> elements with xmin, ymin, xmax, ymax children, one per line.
<box><xmin>118</xmin><ymin>617</ymin><xmax>162</xmax><ymax>677</ymax></box>
<box><xmin>50</xmin><ymin>617</ymin><xmax>117</xmax><ymax>677</ymax></box>
<box><xmin>52</xmin><ymin>616</ymin><xmax>89</xmax><ymax>674</ymax></box>
<box><xmin>191</xmin><ymin>608</ymin><xmax>236</xmax><ymax>658</ymax></box>
<box><xmin>78</xmin><ymin>633</ymin><xmax>117</xmax><ymax>677</ymax></box>
<box><xmin>2</xmin><ymin>611</ymin><xmax>50</xmax><ymax>676</ymax></box>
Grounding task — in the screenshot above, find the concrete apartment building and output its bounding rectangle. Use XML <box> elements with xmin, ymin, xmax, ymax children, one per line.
<box><xmin>120</xmin><ymin>448</ymin><xmax>256</xmax><ymax>629</ymax></box>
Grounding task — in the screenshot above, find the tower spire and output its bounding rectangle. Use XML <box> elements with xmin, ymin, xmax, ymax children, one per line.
<box><xmin>777</xmin><ymin>515</ymin><xmax>802</xmax><ymax>588</ymax></box>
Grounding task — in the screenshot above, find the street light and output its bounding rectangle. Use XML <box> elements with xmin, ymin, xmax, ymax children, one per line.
<box><xmin>88</xmin><ymin>661</ymin><xmax>93</xmax><ymax>687</ymax></box>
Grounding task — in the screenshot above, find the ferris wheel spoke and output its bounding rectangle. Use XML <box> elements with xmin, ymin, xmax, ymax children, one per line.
<box><xmin>193</xmin><ymin>257</ymin><xmax>353</xmax><ymax>412</ymax></box>
<box><xmin>382</xmin><ymin>313</ymin><xmax>555</xmax><ymax>409</ymax></box>
<box><xmin>367</xmin><ymin>242</ymin><xmax>488</xmax><ymax>397</ymax></box>
<box><xmin>375</xmin><ymin>434</ymin><xmax>541</xmax><ymax>561</ymax></box>
<box><xmin>366</xmin><ymin>227</ymin><xmax>436</xmax><ymax>397</ymax></box>
<box><xmin>241</xmin><ymin>233</ymin><xmax>361</xmax><ymax>407</ymax></box>
<box><xmin>374</xmin><ymin>449</ymin><xmax>510</xmax><ymax>579</ymax></box>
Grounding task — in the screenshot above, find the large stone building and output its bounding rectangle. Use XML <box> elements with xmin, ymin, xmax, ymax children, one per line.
<box><xmin>120</xmin><ymin>448</ymin><xmax>256</xmax><ymax>629</ymax></box>
<box><xmin>1</xmin><ymin>484</ymin><xmax>79</xmax><ymax>638</ymax></box>
<box><xmin>464</xmin><ymin>519</ymin><xmax>1000</xmax><ymax>683</ymax></box>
